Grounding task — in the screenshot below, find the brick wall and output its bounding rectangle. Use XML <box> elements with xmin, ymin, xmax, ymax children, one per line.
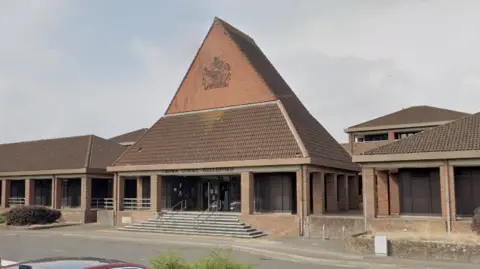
<box><xmin>376</xmin><ymin>171</ymin><xmax>389</xmax><ymax>216</ymax></box>
<box><xmin>115</xmin><ymin>211</ymin><xmax>156</xmax><ymax>227</ymax></box>
<box><xmin>239</xmin><ymin>214</ymin><xmax>299</xmax><ymax>236</ymax></box>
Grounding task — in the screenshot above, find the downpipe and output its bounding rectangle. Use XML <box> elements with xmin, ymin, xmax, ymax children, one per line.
<box><xmin>113</xmin><ymin>172</ymin><xmax>118</xmax><ymax>227</ymax></box>
<box><xmin>362</xmin><ymin>173</ymin><xmax>368</xmax><ymax>232</ymax></box>
<box><xmin>300</xmin><ymin>166</ymin><xmax>305</xmax><ymax>237</ymax></box>
<box><xmin>444</xmin><ymin>161</ymin><xmax>451</xmax><ymax>234</ymax></box>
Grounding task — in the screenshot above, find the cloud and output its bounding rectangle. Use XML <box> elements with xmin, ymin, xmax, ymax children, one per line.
<box><xmin>1</xmin><ymin>0</ymin><xmax>480</xmax><ymax>145</ymax></box>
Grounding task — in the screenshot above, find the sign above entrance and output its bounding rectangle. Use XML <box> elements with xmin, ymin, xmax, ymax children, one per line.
<box><xmin>202</xmin><ymin>56</ymin><xmax>231</xmax><ymax>90</ymax></box>
<box><xmin>157</xmin><ymin>167</ymin><xmax>235</xmax><ymax>175</ymax></box>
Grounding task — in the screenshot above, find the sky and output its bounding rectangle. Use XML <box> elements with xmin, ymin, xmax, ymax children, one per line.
<box><xmin>1</xmin><ymin>0</ymin><xmax>480</xmax><ymax>144</ymax></box>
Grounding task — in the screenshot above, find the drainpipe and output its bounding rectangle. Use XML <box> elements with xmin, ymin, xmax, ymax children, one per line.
<box><xmin>113</xmin><ymin>172</ymin><xmax>118</xmax><ymax>226</ymax></box>
<box><xmin>444</xmin><ymin>161</ymin><xmax>451</xmax><ymax>234</ymax></box>
<box><xmin>299</xmin><ymin>166</ymin><xmax>305</xmax><ymax>237</ymax></box>
<box><xmin>362</xmin><ymin>172</ymin><xmax>367</xmax><ymax>231</ymax></box>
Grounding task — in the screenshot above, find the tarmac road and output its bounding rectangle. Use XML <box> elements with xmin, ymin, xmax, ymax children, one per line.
<box><xmin>0</xmin><ymin>230</ymin><xmax>347</xmax><ymax>269</ymax></box>
<box><xmin>1</xmin><ymin>226</ymin><xmax>480</xmax><ymax>269</ymax></box>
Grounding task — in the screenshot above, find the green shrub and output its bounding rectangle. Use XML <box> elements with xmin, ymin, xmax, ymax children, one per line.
<box><xmin>4</xmin><ymin>205</ymin><xmax>61</xmax><ymax>226</ymax></box>
<box><xmin>150</xmin><ymin>249</ymin><xmax>253</xmax><ymax>269</ymax></box>
<box><xmin>0</xmin><ymin>213</ymin><xmax>5</xmax><ymax>224</ymax></box>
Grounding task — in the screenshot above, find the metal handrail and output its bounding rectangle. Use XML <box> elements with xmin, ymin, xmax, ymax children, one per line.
<box><xmin>155</xmin><ymin>200</ymin><xmax>187</xmax><ymax>227</ymax></box>
<box><xmin>8</xmin><ymin>197</ymin><xmax>25</xmax><ymax>207</ymax></box>
<box><xmin>193</xmin><ymin>201</ymin><xmax>219</xmax><ymax>227</ymax></box>
<box><xmin>91</xmin><ymin>198</ymin><xmax>115</xmax><ymax>210</ymax></box>
<box><xmin>122</xmin><ymin>198</ymin><xmax>151</xmax><ymax>210</ymax></box>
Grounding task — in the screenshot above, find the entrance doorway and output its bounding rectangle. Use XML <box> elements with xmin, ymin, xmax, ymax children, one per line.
<box><xmin>163</xmin><ymin>175</ymin><xmax>241</xmax><ymax>212</ymax></box>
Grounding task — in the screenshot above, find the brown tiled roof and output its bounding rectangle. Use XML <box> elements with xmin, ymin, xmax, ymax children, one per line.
<box><xmin>0</xmin><ymin>135</ymin><xmax>126</xmax><ymax>173</ymax></box>
<box><xmin>114</xmin><ymin>17</ymin><xmax>357</xmax><ymax>171</ymax></box>
<box><xmin>347</xmin><ymin>105</ymin><xmax>470</xmax><ymax>129</ymax></box>
<box><xmin>114</xmin><ymin>103</ymin><xmax>302</xmax><ymax>165</ymax></box>
<box><xmin>217</xmin><ymin>18</ymin><xmax>356</xmax><ymax>170</ymax></box>
<box><xmin>110</xmin><ymin>128</ymin><xmax>148</xmax><ymax>144</ymax></box>
<box><xmin>363</xmin><ymin>112</ymin><xmax>478</xmax><ymax>155</ymax></box>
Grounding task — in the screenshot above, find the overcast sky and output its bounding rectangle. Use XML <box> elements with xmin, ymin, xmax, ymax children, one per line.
<box><xmin>1</xmin><ymin>0</ymin><xmax>479</xmax><ymax>144</ymax></box>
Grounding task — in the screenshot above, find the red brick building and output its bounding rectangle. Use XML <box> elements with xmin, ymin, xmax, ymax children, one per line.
<box><xmin>107</xmin><ymin>17</ymin><xmax>360</xmax><ymax>236</ymax></box>
<box><xmin>353</xmin><ymin>110</ymin><xmax>478</xmax><ymax>234</ymax></box>
<box><xmin>0</xmin><ymin>135</ymin><xmax>125</xmax><ymax>223</ymax></box>
<box><xmin>342</xmin><ymin>105</ymin><xmax>469</xmax><ymax>156</ymax></box>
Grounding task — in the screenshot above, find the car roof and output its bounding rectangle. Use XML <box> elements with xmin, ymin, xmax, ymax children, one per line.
<box><xmin>2</xmin><ymin>257</ymin><xmax>145</xmax><ymax>269</ymax></box>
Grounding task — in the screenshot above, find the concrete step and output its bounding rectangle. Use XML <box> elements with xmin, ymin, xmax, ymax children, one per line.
<box><xmin>145</xmin><ymin>220</ymin><xmax>249</xmax><ymax>227</ymax></box>
<box><xmin>148</xmin><ymin>217</ymin><xmax>239</xmax><ymax>223</ymax></box>
<box><xmin>158</xmin><ymin>212</ymin><xmax>239</xmax><ymax>217</ymax></box>
<box><xmin>118</xmin><ymin>227</ymin><xmax>266</xmax><ymax>238</ymax></box>
<box><xmin>128</xmin><ymin>223</ymin><xmax>253</xmax><ymax>231</ymax></box>
<box><xmin>160</xmin><ymin>211</ymin><xmax>240</xmax><ymax>215</ymax></box>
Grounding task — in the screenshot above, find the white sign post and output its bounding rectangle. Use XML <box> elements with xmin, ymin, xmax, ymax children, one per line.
<box><xmin>374</xmin><ymin>235</ymin><xmax>388</xmax><ymax>256</ymax></box>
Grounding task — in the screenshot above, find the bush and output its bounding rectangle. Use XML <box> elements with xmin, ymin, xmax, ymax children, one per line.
<box><xmin>0</xmin><ymin>213</ymin><xmax>5</xmax><ymax>224</ymax></box>
<box><xmin>150</xmin><ymin>249</ymin><xmax>253</xmax><ymax>269</ymax></box>
<box><xmin>4</xmin><ymin>205</ymin><xmax>61</xmax><ymax>226</ymax></box>
<box><xmin>472</xmin><ymin>207</ymin><xmax>480</xmax><ymax>234</ymax></box>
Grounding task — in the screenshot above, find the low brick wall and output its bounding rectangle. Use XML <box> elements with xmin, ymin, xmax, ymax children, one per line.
<box><xmin>370</xmin><ymin>217</ymin><xmax>447</xmax><ymax>234</ymax></box>
<box><xmin>308</xmin><ymin>215</ymin><xmax>365</xmax><ymax>239</ymax></box>
<box><xmin>346</xmin><ymin>232</ymin><xmax>480</xmax><ymax>263</ymax></box>
<box><xmin>239</xmin><ymin>214</ymin><xmax>299</xmax><ymax>236</ymax></box>
<box><xmin>60</xmin><ymin>209</ymin><xmax>96</xmax><ymax>223</ymax></box>
<box><xmin>115</xmin><ymin>210</ymin><xmax>155</xmax><ymax>227</ymax></box>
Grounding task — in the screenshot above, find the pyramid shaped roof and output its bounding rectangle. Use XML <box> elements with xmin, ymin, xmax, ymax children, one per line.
<box><xmin>112</xmin><ymin>17</ymin><xmax>357</xmax><ymax>172</ymax></box>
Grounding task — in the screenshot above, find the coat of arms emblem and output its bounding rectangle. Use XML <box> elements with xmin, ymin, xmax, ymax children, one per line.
<box><xmin>202</xmin><ymin>56</ymin><xmax>231</xmax><ymax>90</ymax></box>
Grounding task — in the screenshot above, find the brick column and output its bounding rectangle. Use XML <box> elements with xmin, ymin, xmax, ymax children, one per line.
<box><xmin>389</xmin><ymin>173</ymin><xmax>400</xmax><ymax>215</ymax></box>
<box><xmin>377</xmin><ymin>171</ymin><xmax>389</xmax><ymax>216</ymax></box>
<box><xmin>440</xmin><ymin>164</ymin><xmax>455</xmax><ymax>228</ymax></box>
<box><xmin>388</xmin><ymin>131</ymin><xmax>395</xmax><ymax>141</ymax></box>
<box><xmin>338</xmin><ymin>174</ymin><xmax>349</xmax><ymax>211</ymax></box>
<box><xmin>150</xmin><ymin>175</ymin><xmax>162</xmax><ymax>212</ymax></box>
<box><xmin>25</xmin><ymin>179</ymin><xmax>35</xmax><ymax>205</ymax></box>
<box><xmin>81</xmin><ymin>176</ymin><xmax>92</xmax><ymax>210</ymax></box>
<box><xmin>136</xmin><ymin>176</ymin><xmax>143</xmax><ymax>208</ymax></box>
<box><xmin>348</xmin><ymin>175</ymin><xmax>359</xmax><ymax>209</ymax></box>
<box><xmin>312</xmin><ymin>172</ymin><xmax>325</xmax><ymax>214</ymax></box>
<box><xmin>114</xmin><ymin>176</ymin><xmax>126</xmax><ymax>211</ymax></box>
<box><xmin>1</xmin><ymin>180</ymin><xmax>10</xmax><ymax>208</ymax></box>
<box><xmin>53</xmin><ymin>177</ymin><xmax>62</xmax><ymax>209</ymax></box>
<box><xmin>241</xmin><ymin>172</ymin><xmax>254</xmax><ymax>214</ymax></box>
<box><xmin>295</xmin><ymin>168</ymin><xmax>310</xmax><ymax>216</ymax></box>
<box><xmin>325</xmin><ymin>173</ymin><xmax>339</xmax><ymax>212</ymax></box>
<box><xmin>362</xmin><ymin>167</ymin><xmax>376</xmax><ymax>219</ymax></box>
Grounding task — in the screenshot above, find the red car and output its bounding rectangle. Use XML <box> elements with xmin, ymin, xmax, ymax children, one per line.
<box><xmin>0</xmin><ymin>257</ymin><xmax>149</xmax><ymax>269</ymax></box>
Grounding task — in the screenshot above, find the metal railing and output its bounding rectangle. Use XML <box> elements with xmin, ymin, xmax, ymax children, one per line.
<box><xmin>156</xmin><ymin>200</ymin><xmax>187</xmax><ymax>228</ymax></box>
<box><xmin>8</xmin><ymin>197</ymin><xmax>25</xmax><ymax>207</ymax></box>
<box><xmin>122</xmin><ymin>198</ymin><xmax>151</xmax><ymax>210</ymax></box>
<box><xmin>104</xmin><ymin>198</ymin><xmax>113</xmax><ymax>210</ymax></box>
<box><xmin>91</xmin><ymin>198</ymin><xmax>114</xmax><ymax>210</ymax></box>
<box><xmin>60</xmin><ymin>197</ymin><xmax>81</xmax><ymax>209</ymax></box>
<box><xmin>193</xmin><ymin>201</ymin><xmax>219</xmax><ymax>227</ymax></box>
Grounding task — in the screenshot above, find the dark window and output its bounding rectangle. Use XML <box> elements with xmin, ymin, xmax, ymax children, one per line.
<box><xmin>399</xmin><ymin>169</ymin><xmax>441</xmax><ymax>215</ymax></box>
<box><xmin>34</xmin><ymin>179</ymin><xmax>52</xmax><ymax>206</ymax></box>
<box><xmin>394</xmin><ymin>131</ymin><xmax>420</xmax><ymax>140</ymax></box>
<box><xmin>254</xmin><ymin>173</ymin><xmax>296</xmax><ymax>214</ymax></box>
<box><xmin>455</xmin><ymin>167</ymin><xmax>480</xmax><ymax>216</ymax></box>
<box><xmin>61</xmin><ymin>179</ymin><xmax>81</xmax><ymax>208</ymax></box>
<box><xmin>364</xmin><ymin>133</ymin><xmax>388</xmax><ymax>142</ymax></box>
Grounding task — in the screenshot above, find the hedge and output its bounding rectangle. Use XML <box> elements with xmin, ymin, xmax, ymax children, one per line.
<box><xmin>3</xmin><ymin>205</ymin><xmax>61</xmax><ymax>226</ymax></box>
<box><xmin>150</xmin><ymin>249</ymin><xmax>252</xmax><ymax>269</ymax></box>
